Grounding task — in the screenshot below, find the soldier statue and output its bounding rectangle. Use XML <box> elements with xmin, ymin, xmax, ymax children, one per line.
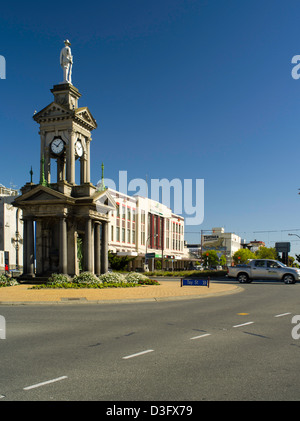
<box><xmin>60</xmin><ymin>39</ymin><xmax>73</xmax><ymax>84</ymax></box>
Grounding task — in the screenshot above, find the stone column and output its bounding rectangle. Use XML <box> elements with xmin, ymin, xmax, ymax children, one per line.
<box><xmin>35</xmin><ymin>219</ymin><xmax>43</xmax><ymax>275</ymax></box>
<box><xmin>70</xmin><ymin>131</ymin><xmax>75</xmax><ymax>184</ymax></box>
<box><xmin>57</xmin><ymin>155</ymin><xmax>66</xmax><ymax>182</ymax></box>
<box><xmin>86</xmin><ymin>139</ymin><xmax>91</xmax><ymax>184</ymax></box>
<box><xmin>22</xmin><ymin>218</ymin><xmax>28</xmax><ymax>275</ymax></box>
<box><xmin>44</xmin><ymin>146</ymin><xmax>51</xmax><ymax>185</ymax></box>
<box><xmin>80</xmin><ymin>155</ymin><xmax>85</xmax><ymax>184</ymax></box>
<box><xmin>94</xmin><ymin>222</ymin><xmax>101</xmax><ymax>276</ymax></box>
<box><xmin>59</xmin><ymin>217</ymin><xmax>68</xmax><ymax>274</ymax></box>
<box><xmin>66</xmin><ymin>130</ymin><xmax>75</xmax><ymax>184</ymax></box>
<box><xmin>84</xmin><ymin>217</ymin><xmax>93</xmax><ymax>272</ymax></box>
<box><xmin>27</xmin><ymin>217</ymin><xmax>35</xmax><ymax>277</ymax></box>
<box><xmin>40</xmin><ymin>131</ymin><xmax>48</xmax><ymax>183</ymax></box>
<box><xmin>101</xmin><ymin>221</ymin><xmax>108</xmax><ymax>274</ymax></box>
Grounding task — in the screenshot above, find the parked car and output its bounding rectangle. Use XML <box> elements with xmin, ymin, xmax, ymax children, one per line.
<box><xmin>227</xmin><ymin>259</ymin><xmax>300</xmax><ymax>284</ymax></box>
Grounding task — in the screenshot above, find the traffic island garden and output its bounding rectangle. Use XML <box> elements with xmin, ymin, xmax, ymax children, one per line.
<box><xmin>0</xmin><ymin>272</ymin><xmax>159</xmax><ymax>289</ymax></box>
<box><xmin>146</xmin><ymin>269</ymin><xmax>228</xmax><ymax>278</ymax></box>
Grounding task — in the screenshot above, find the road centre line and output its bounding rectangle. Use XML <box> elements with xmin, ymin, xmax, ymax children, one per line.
<box><xmin>122</xmin><ymin>349</ymin><xmax>154</xmax><ymax>360</ymax></box>
<box><xmin>274</xmin><ymin>313</ymin><xmax>291</xmax><ymax>318</ymax></box>
<box><xmin>190</xmin><ymin>333</ymin><xmax>212</xmax><ymax>340</ymax></box>
<box><xmin>233</xmin><ymin>322</ymin><xmax>254</xmax><ymax>328</ymax></box>
<box><xmin>23</xmin><ymin>376</ymin><xmax>68</xmax><ymax>390</ymax></box>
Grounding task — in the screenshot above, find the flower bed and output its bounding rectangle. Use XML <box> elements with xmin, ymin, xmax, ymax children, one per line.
<box><xmin>30</xmin><ymin>272</ymin><xmax>159</xmax><ymax>289</ymax></box>
<box><xmin>0</xmin><ymin>274</ymin><xmax>19</xmax><ymax>287</ymax></box>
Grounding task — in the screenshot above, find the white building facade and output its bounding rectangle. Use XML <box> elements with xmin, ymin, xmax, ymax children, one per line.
<box><xmin>0</xmin><ymin>185</ymin><xmax>23</xmax><ymax>271</ymax></box>
<box><xmin>202</xmin><ymin>227</ymin><xmax>241</xmax><ymax>265</ymax></box>
<box><xmin>107</xmin><ymin>189</ymin><xmax>188</xmax><ymax>270</ymax></box>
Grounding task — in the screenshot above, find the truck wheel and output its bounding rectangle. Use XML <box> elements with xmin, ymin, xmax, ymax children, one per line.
<box><xmin>283</xmin><ymin>274</ymin><xmax>295</xmax><ymax>284</ymax></box>
<box><xmin>237</xmin><ymin>273</ymin><xmax>249</xmax><ymax>283</ymax></box>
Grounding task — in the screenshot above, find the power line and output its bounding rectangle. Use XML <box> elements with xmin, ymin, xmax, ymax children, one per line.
<box><xmin>185</xmin><ymin>229</ymin><xmax>300</xmax><ymax>234</ymax></box>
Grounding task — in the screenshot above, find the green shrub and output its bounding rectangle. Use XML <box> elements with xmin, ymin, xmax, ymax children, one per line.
<box><xmin>125</xmin><ymin>272</ymin><xmax>149</xmax><ymax>284</ymax></box>
<box><xmin>73</xmin><ymin>271</ymin><xmax>102</xmax><ymax>284</ymax></box>
<box><xmin>99</xmin><ymin>272</ymin><xmax>127</xmax><ymax>284</ymax></box>
<box><xmin>138</xmin><ymin>279</ymin><xmax>160</xmax><ymax>285</ymax></box>
<box><xmin>47</xmin><ymin>273</ymin><xmax>72</xmax><ymax>284</ymax></box>
<box><xmin>0</xmin><ymin>274</ymin><xmax>19</xmax><ymax>287</ymax></box>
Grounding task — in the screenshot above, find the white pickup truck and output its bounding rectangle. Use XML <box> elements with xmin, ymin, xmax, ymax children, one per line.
<box><xmin>227</xmin><ymin>259</ymin><xmax>300</xmax><ymax>284</ymax></box>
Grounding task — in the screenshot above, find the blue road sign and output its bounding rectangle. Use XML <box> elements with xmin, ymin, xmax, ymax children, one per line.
<box><xmin>181</xmin><ymin>278</ymin><xmax>210</xmax><ymax>287</ymax></box>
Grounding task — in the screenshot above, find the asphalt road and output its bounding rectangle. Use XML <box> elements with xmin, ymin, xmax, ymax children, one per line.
<box><xmin>1</xmin><ymin>280</ymin><xmax>300</xmax><ymax>401</ymax></box>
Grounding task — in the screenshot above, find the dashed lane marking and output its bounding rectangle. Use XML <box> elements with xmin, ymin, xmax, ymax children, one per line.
<box><xmin>23</xmin><ymin>376</ymin><xmax>68</xmax><ymax>391</ymax></box>
<box><xmin>274</xmin><ymin>313</ymin><xmax>291</xmax><ymax>318</ymax></box>
<box><xmin>190</xmin><ymin>333</ymin><xmax>212</xmax><ymax>340</ymax></box>
<box><xmin>233</xmin><ymin>322</ymin><xmax>254</xmax><ymax>328</ymax></box>
<box><xmin>122</xmin><ymin>349</ymin><xmax>154</xmax><ymax>360</ymax></box>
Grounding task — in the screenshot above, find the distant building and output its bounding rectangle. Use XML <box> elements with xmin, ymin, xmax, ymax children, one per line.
<box><xmin>107</xmin><ymin>188</ymin><xmax>190</xmax><ymax>271</ymax></box>
<box><xmin>186</xmin><ymin>244</ymin><xmax>201</xmax><ymax>260</ymax></box>
<box><xmin>201</xmin><ymin>227</ymin><xmax>242</xmax><ymax>264</ymax></box>
<box><xmin>0</xmin><ymin>184</ymin><xmax>23</xmax><ymax>271</ymax></box>
<box><xmin>243</xmin><ymin>240</ymin><xmax>265</xmax><ymax>253</ymax></box>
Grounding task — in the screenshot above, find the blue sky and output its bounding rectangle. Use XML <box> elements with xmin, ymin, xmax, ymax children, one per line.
<box><xmin>1</xmin><ymin>0</ymin><xmax>300</xmax><ymax>256</ymax></box>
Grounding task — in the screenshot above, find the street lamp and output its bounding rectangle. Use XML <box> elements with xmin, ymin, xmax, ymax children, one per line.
<box><xmin>144</xmin><ymin>234</ymin><xmax>158</xmax><ymax>272</ymax></box>
<box><xmin>288</xmin><ymin>233</ymin><xmax>300</xmax><ymax>240</ymax></box>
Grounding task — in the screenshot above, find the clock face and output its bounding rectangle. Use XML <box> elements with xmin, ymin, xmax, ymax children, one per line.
<box><xmin>51</xmin><ymin>138</ymin><xmax>64</xmax><ymax>154</ymax></box>
<box><xmin>75</xmin><ymin>140</ymin><xmax>83</xmax><ymax>157</ymax></box>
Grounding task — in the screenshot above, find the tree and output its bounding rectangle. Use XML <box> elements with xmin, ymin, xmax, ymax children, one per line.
<box><xmin>155</xmin><ymin>260</ymin><xmax>162</xmax><ymax>270</ymax></box>
<box><xmin>108</xmin><ymin>251</ymin><xmax>135</xmax><ymax>270</ymax></box>
<box><xmin>233</xmin><ymin>249</ymin><xmax>256</xmax><ymax>265</ymax></box>
<box><xmin>204</xmin><ymin>250</ymin><xmax>219</xmax><ymax>267</ymax></box>
<box><xmin>219</xmin><ymin>255</ymin><xmax>227</xmax><ymax>267</ymax></box>
<box><xmin>255</xmin><ymin>246</ymin><xmax>278</xmax><ymax>260</ymax></box>
<box><xmin>288</xmin><ymin>256</ymin><xmax>295</xmax><ymax>267</ymax></box>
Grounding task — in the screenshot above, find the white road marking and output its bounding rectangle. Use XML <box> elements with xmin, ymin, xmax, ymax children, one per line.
<box><xmin>23</xmin><ymin>376</ymin><xmax>68</xmax><ymax>390</ymax></box>
<box><xmin>122</xmin><ymin>349</ymin><xmax>154</xmax><ymax>359</ymax></box>
<box><xmin>233</xmin><ymin>322</ymin><xmax>254</xmax><ymax>328</ymax></box>
<box><xmin>190</xmin><ymin>333</ymin><xmax>211</xmax><ymax>340</ymax></box>
<box><xmin>274</xmin><ymin>312</ymin><xmax>291</xmax><ymax>318</ymax></box>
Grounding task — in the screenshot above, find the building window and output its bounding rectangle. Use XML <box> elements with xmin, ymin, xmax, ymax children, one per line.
<box><xmin>166</xmin><ymin>219</ymin><xmax>169</xmax><ymax>249</ymax></box>
<box><xmin>141</xmin><ymin>210</ymin><xmax>145</xmax><ymax>246</ymax></box>
<box><xmin>132</xmin><ymin>221</ymin><xmax>136</xmax><ymax>244</ymax></box>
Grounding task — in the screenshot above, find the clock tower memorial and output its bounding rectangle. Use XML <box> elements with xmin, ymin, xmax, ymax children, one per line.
<box><xmin>14</xmin><ymin>40</ymin><xmax>115</xmax><ymax>279</ymax></box>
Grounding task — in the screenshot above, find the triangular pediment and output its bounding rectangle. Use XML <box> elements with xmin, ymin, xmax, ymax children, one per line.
<box><xmin>75</xmin><ymin>107</ymin><xmax>97</xmax><ymax>129</ymax></box>
<box><xmin>93</xmin><ymin>189</ymin><xmax>116</xmax><ymax>213</ymax></box>
<box><xmin>33</xmin><ymin>102</ymin><xmax>72</xmax><ymax>122</ymax></box>
<box><xmin>14</xmin><ymin>185</ymin><xmax>73</xmax><ymax>205</ymax></box>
